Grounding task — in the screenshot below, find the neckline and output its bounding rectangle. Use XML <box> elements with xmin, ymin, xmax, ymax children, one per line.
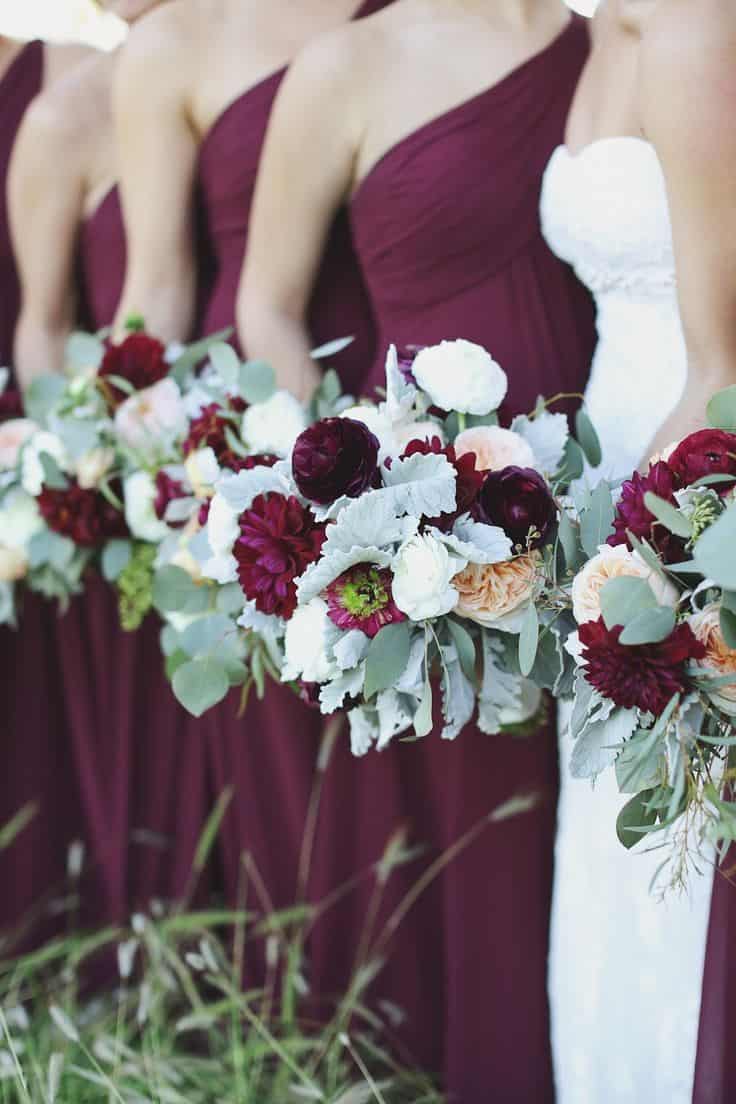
<box><xmin>351</xmin><ymin>13</ymin><xmax>577</xmax><ymax>205</ymax></box>
<box><xmin>0</xmin><ymin>38</ymin><xmax>41</xmax><ymax>98</ymax></box>
<box><xmin>558</xmin><ymin>135</ymin><xmax>653</xmax><ymax>161</ymax></box>
<box><xmin>199</xmin><ymin>0</ymin><xmax>382</xmax><ymax>158</ymax></box>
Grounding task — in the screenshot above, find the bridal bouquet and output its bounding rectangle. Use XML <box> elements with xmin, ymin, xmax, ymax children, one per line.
<box><xmin>194</xmin><ymin>340</ymin><xmax>594</xmax><ymax>752</ymax></box>
<box><xmin>563</xmin><ymin>388</ymin><xmax>736</xmax><ymax>857</ymax></box>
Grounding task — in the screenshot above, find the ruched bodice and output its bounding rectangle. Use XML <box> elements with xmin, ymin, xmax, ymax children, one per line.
<box><xmin>79</xmin><ymin>187</ymin><xmax>126</xmax><ymax>330</ymax></box>
<box><xmin>354</xmin><ymin>16</ymin><xmax>595</xmax><ymax>414</ymax></box>
<box><xmin>0</xmin><ymin>40</ymin><xmax>43</xmax><ymax>373</ymax></box>
<box><xmin>541</xmin><ymin>138</ymin><xmax>687</xmax><ymax>477</ymax></box>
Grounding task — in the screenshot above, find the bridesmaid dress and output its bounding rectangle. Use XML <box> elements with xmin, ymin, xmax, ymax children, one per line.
<box><xmin>65</xmin><ymin>188</ymin><xmax>217</xmax><ymax>925</ymax></box>
<box><xmin>695</xmin><ymin>860</ymin><xmax>736</xmax><ymax>1101</ymax></box>
<box><xmin>310</xmin><ymin>17</ymin><xmax>596</xmax><ymax>1100</ymax></box>
<box><xmin>193</xmin><ymin>0</ymin><xmax>393</xmax><ymax>940</ymax></box>
<box><xmin>0</xmin><ymin>41</ymin><xmax>84</xmax><ymax>947</ymax></box>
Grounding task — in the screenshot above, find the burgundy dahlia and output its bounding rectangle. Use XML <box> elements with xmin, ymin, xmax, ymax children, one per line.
<box><xmin>578</xmin><ymin>617</ymin><xmax>705</xmax><ymax>716</ymax></box>
<box><xmin>475</xmin><ymin>465</ymin><xmax>556</xmax><ymax>549</ymax></box>
<box><xmin>667</xmin><ymin>429</ymin><xmax>736</xmax><ymax>491</ymax></box>
<box><xmin>0</xmin><ymin>389</ymin><xmax>23</xmax><ymax>422</ymax></box>
<box><xmin>292</xmin><ymin>417</ymin><xmax>379</xmax><ymax>505</ymax></box>
<box><xmin>154</xmin><ymin>471</ymin><xmax>189</xmax><ymax>527</ymax></box>
<box><xmin>402</xmin><ymin>436</ymin><xmax>485</xmax><ymax>531</ymax></box>
<box><xmin>38</xmin><ymin>479</ymin><xmax>128</xmax><ymax>548</ymax></box>
<box><xmin>183</xmin><ymin>400</ymin><xmax>270</xmax><ymax>472</ymax></box>
<box><xmin>608</xmin><ymin>461</ymin><xmax>684</xmax><ymax>562</ymax></box>
<box><xmin>234</xmin><ymin>492</ymin><xmax>325</xmax><ymax>618</ymax></box>
<box><xmin>325</xmin><ymin>564</ymin><xmax>405</xmax><ymax>638</ymax></box>
<box><xmin>98</xmin><ymin>333</ymin><xmax>169</xmax><ymax>406</ymax></box>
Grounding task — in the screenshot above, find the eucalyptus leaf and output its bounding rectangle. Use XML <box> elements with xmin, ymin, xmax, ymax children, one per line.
<box><xmin>180</xmin><ymin>613</ymin><xmax>239</xmax><ymax>659</ymax></box>
<box><xmin>518</xmin><ymin>603</ymin><xmax>539</xmax><ymax>677</ymax></box>
<box><xmin>615</xmin><ymin>731</ymin><xmax>665</xmax><ymax>793</ymax></box>
<box><xmin>310</xmin><ymin>336</ymin><xmax>355</xmax><ymax>360</ymax></box>
<box><xmin>600</xmin><ymin>576</ymin><xmax>659</xmax><ymax>630</ymax></box>
<box><xmin>413</xmin><ymin>678</ymin><xmax>434</xmax><ymax>738</ymax></box>
<box><xmin>363</xmin><ymin>621</ymin><xmax>412</xmax><ymax>700</ymax></box>
<box><xmin>721</xmin><ymin>607</ymin><xmax>736</xmax><ymax>650</ymax></box>
<box><xmin>65</xmin><ymin>331</ymin><xmax>105</xmax><ymax>374</ymax></box>
<box><xmin>580</xmin><ymin>481</ymin><xmax>615</xmax><ymax>558</ymax></box>
<box><xmin>616</xmin><ymin>790</ymin><xmax>658</xmax><ymax>849</ymax></box>
<box><xmin>24</xmin><ymin>375</ymin><xmax>67</xmax><ymax>423</ymax></box>
<box><xmin>707</xmin><ymin>385</ymin><xmax>736</xmax><ymax>431</ymax></box>
<box><xmin>723</xmin><ymin>591</ymin><xmax>736</xmax><ymax>614</ymax></box>
<box><xmin>170</xmin><ymin>329</ymin><xmax>232</xmax><ymax>384</ymax></box>
<box><xmin>172</xmin><ymin>657</ymin><xmax>230</xmax><ymax>717</ymax></box>
<box><xmin>694</xmin><ymin>505</ymin><xmax>736</xmax><ymax>589</ymax></box>
<box><xmin>238</xmin><ymin>360</ymin><xmax>276</xmax><ymax>404</ymax></box>
<box><xmin>575</xmin><ymin>408</ymin><xmax>602</xmax><ymax>468</ymax></box>
<box><xmin>558</xmin><ymin>509</ymin><xmax>584</xmax><ymax>573</ymax></box>
<box><xmin>39</xmin><ymin>452</ymin><xmax>69</xmax><ymax>491</ymax></box>
<box><xmin>208</xmin><ymin>343</ymin><xmax>241</xmax><ymax>388</ymax></box>
<box><xmin>153</xmin><ymin>565</ymin><xmax>211</xmax><ymax>615</ymax></box>
<box><xmin>560</xmin><ymin>436</ymin><xmax>585</xmax><ymax>483</ymax></box>
<box><xmin>643</xmin><ymin>492</ymin><xmax>691</xmax><ymax>538</ymax></box>
<box><xmin>619</xmin><ymin>606</ymin><xmax>677</xmax><ymax>646</ymax></box>
<box><xmin>447</xmin><ymin>619</ymin><xmax>477</xmax><ymax>684</ymax></box>
<box><xmin>102</xmin><ymin>539</ymin><xmax>132</xmax><ymax>583</ymax></box>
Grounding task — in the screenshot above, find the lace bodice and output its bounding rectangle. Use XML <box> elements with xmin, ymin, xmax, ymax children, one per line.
<box><xmin>541</xmin><ymin>138</ymin><xmax>687</xmax><ymax>479</ymax></box>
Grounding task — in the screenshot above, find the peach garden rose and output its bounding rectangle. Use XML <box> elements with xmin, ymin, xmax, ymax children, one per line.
<box><xmin>571</xmin><ymin>544</ymin><xmax>679</xmax><ymax>625</ymax></box>
<box><xmin>453</xmin><ymin>553</ymin><xmax>539</xmax><ymax>628</ymax></box>
<box><xmin>454</xmin><ymin>425</ymin><xmax>535</xmax><ymax>473</ymax></box>
<box><xmin>689</xmin><ymin>603</ymin><xmax>736</xmax><ymax>716</ymax></box>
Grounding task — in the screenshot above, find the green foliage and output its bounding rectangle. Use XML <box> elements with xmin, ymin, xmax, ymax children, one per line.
<box><xmin>363</xmin><ymin>622</ymin><xmax>412</xmax><ymax>701</ymax></box>
<box><xmin>707</xmin><ymin>384</ymin><xmax>736</xmax><ymax>431</ymax></box>
<box><xmin>579</xmin><ymin>481</ymin><xmax>615</xmax><ymax>559</ymax></box>
<box><xmin>239</xmin><ymin>360</ymin><xmax>276</xmax><ymax>405</ymax></box>
<box><xmin>694</xmin><ymin>504</ymin><xmax>736</xmax><ymax>589</ymax></box>
<box><xmin>574</xmin><ymin>408</ymin><xmax>602</xmax><ymax>468</ymax></box>
<box><xmin>116</xmin><ymin>543</ymin><xmax>157</xmax><ymax>632</ymax></box>
<box><xmin>599</xmin><ymin>576</ymin><xmax>660</xmax><ymax>631</ymax></box>
<box><xmin>173</xmin><ymin>656</ymin><xmax>231</xmax><ymax>716</ymax></box>
<box><xmin>518</xmin><ymin>603</ymin><xmax>539</xmax><ymax>678</ymax></box>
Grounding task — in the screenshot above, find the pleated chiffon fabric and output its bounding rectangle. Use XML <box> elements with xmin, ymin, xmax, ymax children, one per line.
<box><xmin>307</xmin><ymin>17</ymin><xmax>596</xmax><ymax>1100</ymax></box>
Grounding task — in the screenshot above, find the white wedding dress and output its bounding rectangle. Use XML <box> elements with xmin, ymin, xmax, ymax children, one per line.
<box><xmin>540</xmin><ymin>137</ymin><xmax>715</xmax><ymax>1103</ymax></box>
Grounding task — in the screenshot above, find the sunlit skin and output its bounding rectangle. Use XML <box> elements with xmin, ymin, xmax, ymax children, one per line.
<box><xmin>8</xmin><ymin>1</ymin><xmax>163</xmax><ymax>388</ymax></box>
<box><xmin>238</xmin><ymin>0</ymin><xmax>573</xmax><ymax>403</ymax></box>
<box><xmin>111</xmin><ymin>0</ymin><xmax>373</xmax><ymax>349</ymax></box>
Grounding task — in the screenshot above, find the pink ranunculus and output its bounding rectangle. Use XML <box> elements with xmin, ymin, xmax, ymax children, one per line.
<box><xmin>0</xmin><ymin>418</ymin><xmax>38</xmax><ymax>470</ymax></box>
<box><xmin>454</xmin><ymin>425</ymin><xmax>535</xmax><ymax>473</ymax></box>
<box><xmin>114</xmin><ymin>377</ymin><xmax>186</xmax><ymax>452</ymax></box>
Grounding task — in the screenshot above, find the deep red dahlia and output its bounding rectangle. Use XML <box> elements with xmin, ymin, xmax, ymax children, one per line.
<box><xmin>325</xmin><ymin>564</ymin><xmax>405</xmax><ymax>638</ymax></box>
<box><xmin>183</xmin><ymin>400</ymin><xmax>266</xmax><ymax>471</ymax></box>
<box><xmin>608</xmin><ymin>461</ymin><xmax>685</xmax><ymax>563</ymax></box>
<box><xmin>292</xmin><ymin>417</ymin><xmax>379</xmax><ymax>505</ymax></box>
<box><xmin>234</xmin><ymin>493</ymin><xmax>325</xmax><ymax>618</ymax></box>
<box><xmin>667</xmin><ymin>429</ymin><xmax>736</xmax><ymax>491</ymax></box>
<box><xmin>578</xmin><ymin>617</ymin><xmax>705</xmax><ymax>716</ymax></box>
<box><xmin>0</xmin><ymin>389</ymin><xmax>23</xmax><ymax>422</ymax></box>
<box><xmin>402</xmin><ymin>436</ymin><xmax>485</xmax><ymax>531</ymax></box>
<box><xmin>98</xmin><ymin>333</ymin><xmax>169</xmax><ymax>406</ymax></box>
<box><xmin>38</xmin><ymin>479</ymin><xmax>128</xmax><ymax>548</ymax></box>
<box><xmin>154</xmin><ymin>471</ymin><xmax>189</xmax><ymax>527</ymax></box>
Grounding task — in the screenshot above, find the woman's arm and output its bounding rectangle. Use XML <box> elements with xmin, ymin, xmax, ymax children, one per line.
<box><xmin>112</xmin><ymin>10</ymin><xmax>199</xmax><ymax>342</ymax></box>
<box><xmin>238</xmin><ymin>28</ymin><xmax>368</xmax><ymax>401</ymax></box>
<box><xmin>640</xmin><ymin>0</ymin><xmax>736</xmax><ymax>452</ymax></box>
<box><xmin>9</xmin><ymin>94</ymin><xmax>86</xmax><ymax>386</ymax></box>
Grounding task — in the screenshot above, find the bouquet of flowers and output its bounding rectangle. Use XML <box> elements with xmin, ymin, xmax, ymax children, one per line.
<box><xmin>196</xmin><ymin>340</ymin><xmax>596</xmax><ymax>753</ymax></box>
<box><xmin>563</xmin><ymin>387</ymin><xmax>736</xmax><ymax>862</ymax></box>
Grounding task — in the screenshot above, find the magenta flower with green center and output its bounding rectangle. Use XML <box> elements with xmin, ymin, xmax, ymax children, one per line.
<box><xmin>325</xmin><ymin>564</ymin><xmax>405</xmax><ymax>638</ymax></box>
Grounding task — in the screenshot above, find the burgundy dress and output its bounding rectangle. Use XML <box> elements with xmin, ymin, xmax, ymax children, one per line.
<box><xmin>308</xmin><ymin>17</ymin><xmax>596</xmax><ymax>1100</ymax></box>
<box><xmin>61</xmin><ymin>190</ymin><xmax>217</xmax><ymax>924</ymax></box>
<box><xmin>193</xmin><ymin>0</ymin><xmax>393</xmax><ymax>944</ymax></box>
<box><xmin>0</xmin><ymin>41</ymin><xmax>85</xmax><ymax>947</ymax></box>
<box><xmin>694</xmin><ymin>856</ymin><xmax>736</xmax><ymax>1100</ymax></box>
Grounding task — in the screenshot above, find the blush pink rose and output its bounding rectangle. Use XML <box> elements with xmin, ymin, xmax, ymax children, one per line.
<box><xmin>115</xmin><ymin>378</ymin><xmax>186</xmax><ymax>452</ymax></box>
<box><xmin>0</xmin><ymin>419</ymin><xmax>38</xmax><ymax>470</ymax></box>
<box><xmin>689</xmin><ymin>603</ymin><xmax>736</xmax><ymax>715</ymax></box>
<box><xmin>454</xmin><ymin>426</ymin><xmax>535</xmax><ymax>473</ymax></box>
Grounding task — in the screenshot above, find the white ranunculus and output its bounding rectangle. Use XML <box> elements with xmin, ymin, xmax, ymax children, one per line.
<box><xmin>0</xmin><ymin>418</ymin><xmax>38</xmax><ymax>470</ymax></box>
<box><xmin>20</xmin><ymin>431</ymin><xmax>69</xmax><ymax>496</ymax></box>
<box><xmin>340</xmin><ymin>404</ymin><xmax>398</xmax><ymax>461</ymax></box>
<box><xmin>242</xmin><ymin>390</ymin><xmax>308</xmax><ymax>458</ymax></box>
<box><xmin>206</xmin><ymin>492</ymin><xmax>239</xmax><ymax>557</ymax></box>
<box><xmin>0</xmin><ymin>488</ymin><xmax>44</xmax><ymax>581</ymax></box>
<box><xmin>571</xmin><ymin>544</ymin><xmax>679</xmax><ymax>625</ymax></box>
<box><xmin>393</xmin><ymin>419</ymin><xmax>446</xmax><ymax>454</ymax></box>
<box><xmin>184</xmin><ymin>447</ymin><xmax>220</xmax><ymax>497</ymax></box>
<box><xmin>411</xmin><ymin>340</ymin><xmax>508</xmax><ymax>416</ymax></box>
<box><xmin>75</xmin><ymin>446</ymin><xmax>115</xmax><ymax>489</ymax></box>
<box><xmin>124</xmin><ymin>471</ymin><xmax>170</xmax><ymax>542</ymax></box>
<box><xmin>391</xmin><ymin>533</ymin><xmax>467</xmax><ymax>621</ymax></box>
<box><xmin>282</xmin><ymin>598</ymin><xmax>338</xmax><ymax>684</ymax></box>
<box><xmin>114</xmin><ymin>378</ymin><xmax>186</xmax><ymax>455</ymax></box>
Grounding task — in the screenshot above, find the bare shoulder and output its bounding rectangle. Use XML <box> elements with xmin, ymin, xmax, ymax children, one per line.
<box><xmin>116</xmin><ymin>0</ymin><xmax>196</xmax><ymax>102</ymax></box>
<box><xmin>18</xmin><ymin>51</ymin><xmax>112</xmax><ymax>160</ymax></box>
<box><xmin>281</xmin><ymin>11</ymin><xmax>393</xmax><ymax>120</ymax></box>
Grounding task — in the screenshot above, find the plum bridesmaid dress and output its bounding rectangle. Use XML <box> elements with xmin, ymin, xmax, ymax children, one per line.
<box><xmin>308</xmin><ymin>17</ymin><xmax>596</xmax><ymax>1100</ymax></box>
<box><xmin>192</xmin><ymin>0</ymin><xmax>393</xmax><ymax>942</ymax></box>
<box><xmin>694</xmin><ymin>858</ymin><xmax>736</xmax><ymax>1101</ymax></box>
<box><xmin>63</xmin><ymin>188</ymin><xmax>218</xmax><ymax>925</ymax></box>
<box><xmin>0</xmin><ymin>41</ymin><xmax>85</xmax><ymax>947</ymax></box>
